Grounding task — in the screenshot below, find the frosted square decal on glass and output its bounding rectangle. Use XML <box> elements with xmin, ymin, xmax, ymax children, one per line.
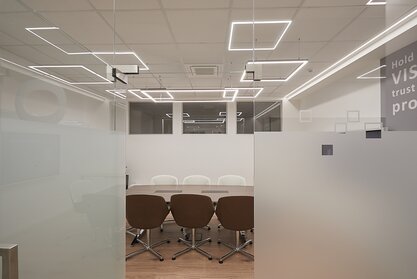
<box><xmin>347</xmin><ymin>110</ymin><xmax>360</xmax><ymax>122</ymax></box>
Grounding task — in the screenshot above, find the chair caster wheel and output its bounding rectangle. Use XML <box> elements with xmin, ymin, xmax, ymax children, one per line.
<box><xmin>208</xmin><ymin>239</ymin><xmax>212</xmax><ymax>243</ymax></box>
<box><xmin>250</xmin><ymin>229</ymin><xmax>253</xmax><ymax>232</ymax></box>
<box><xmin>167</xmin><ymin>240</ymin><xmax>170</xmax><ymax>244</ymax></box>
<box><xmin>160</xmin><ymin>229</ymin><xmax>163</xmax><ymax>232</ymax></box>
<box><xmin>249</xmin><ymin>240</ymin><xmax>253</xmax><ymax>245</ymax></box>
<box><xmin>207</xmin><ymin>227</ymin><xmax>211</xmax><ymax>230</ymax></box>
<box><xmin>219</xmin><ymin>260</ymin><xmax>223</xmax><ymax>264</ymax></box>
<box><xmin>172</xmin><ymin>257</ymin><xmax>176</xmax><ymax>260</ymax></box>
<box><xmin>160</xmin><ymin>258</ymin><xmax>164</xmax><ymax>262</ymax></box>
<box><xmin>208</xmin><ymin>257</ymin><xmax>212</xmax><ymax>260</ymax></box>
<box><xmin>217</xmin><ymin>241</ymin><xmax>221</xmax><ymax>244</ymax></box>
<box><xmin>177</xmin><ymin>239</ymin><xmax>181</xmax><ymax>243</ymax></box>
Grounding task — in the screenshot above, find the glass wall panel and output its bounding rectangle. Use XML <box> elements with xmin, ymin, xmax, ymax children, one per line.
<box><xmin>255</xmin><ymin>3</ymin><xmax>417</xmax><ymax>278</ymax></box>
<box><xmin>0</xmin><ymin>59</ymin><xmax>125</xmax><ymax>279</ymax></box>
<box><xmin>254</xmin><ymin>102</ymin><xmax>281</xmax><ymax>132</ymax></box>
<box><xmin>237</xmin><ymin>102</ymin><xmax>254</xmax><ymax>134</ymax></box>
<box><xmin>183</xmin><ymin>103</ymin><xmax>227</xmax><ymax>134</ymax></box>
<box><xmin>129</xmin><ymin>102</ymin><xmax>173</xmax><ymax>134</ymax></box>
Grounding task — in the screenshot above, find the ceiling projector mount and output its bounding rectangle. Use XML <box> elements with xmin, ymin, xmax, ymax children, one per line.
<box><xmin>107</xmin><ymin>65</ymin><xmax>140</xmax><ymax>85</ymax></box>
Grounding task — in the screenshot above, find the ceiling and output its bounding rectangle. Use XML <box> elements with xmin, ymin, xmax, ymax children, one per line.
<box><xmin>0</xmin><ymin>0</ymin><xmax>416</xmax><ymax>101</ymax></box>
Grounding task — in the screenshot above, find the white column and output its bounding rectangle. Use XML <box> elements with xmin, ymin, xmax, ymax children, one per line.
<box><xmin>172</xmin><ymin>102</ymin><xmax>183</xmax><ymax>135</ymax></box>
<box><xmin>227</xmin><ymin>101</ymin><xmax>237</xmax><ymax>134</ymax></box>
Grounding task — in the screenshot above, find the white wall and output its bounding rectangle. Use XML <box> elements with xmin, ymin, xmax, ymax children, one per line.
<box><xmin>283</xmin><ymin>73</ymin><xmax>381</xmax><ymax>132</ymax></box>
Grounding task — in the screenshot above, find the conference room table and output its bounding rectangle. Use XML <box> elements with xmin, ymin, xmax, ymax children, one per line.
<box><xmin>127</xmin><ymin>184</ymin><xmax>254</xmax><ymax>202</ymax></box>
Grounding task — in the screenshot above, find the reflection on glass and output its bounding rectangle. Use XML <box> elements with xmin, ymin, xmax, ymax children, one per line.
<box><xmin>129</xmin><ymin>102</ymin><xmax>173</xmax><ymax>134</ymax></box>
<box><xmin>237</xmin><ymin>102</ymin><xmax>254</xmax><ymax>134</ymax></box>
<box><xmin>237</xmin><ymin>101</ymin><xmax>282</xmax><ymax>133</ymax></box>
<box><xmin>255</xmin><ymin>102</ymin><xmax>281</xmax><ymax>132</ymax></box>
<box><xmin>183</xmin><ymin>103</ymin><xmax>226</xmax><ymax>134</ymax></box>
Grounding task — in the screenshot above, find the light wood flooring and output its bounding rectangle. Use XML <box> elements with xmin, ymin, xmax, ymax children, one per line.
<box><xmin>126</xmin><ymin>217</ymin><xmax>254</xmax><ymax>279</ymax></box>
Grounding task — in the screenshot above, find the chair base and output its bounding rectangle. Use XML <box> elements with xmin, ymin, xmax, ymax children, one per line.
<box><xmin>218</xmin><ymin>231</ymin><xmax>253</xmax><ymax>264</ymax></box>
<box><xmin>129</xmin><ymin>229</ymin><xmax>144</xmax><ymax>246</ymax></box>
<box><xmin>172</xmin><ymin>228</ymin><xmax>212</xmax><ymax>260</ymax></box>
<box><xmin>126</xmin><ymin>229</ymin><xmax>169</xmax><ymax>261</ymax></box>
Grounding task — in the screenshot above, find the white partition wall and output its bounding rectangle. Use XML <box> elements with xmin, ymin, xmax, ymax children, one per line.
<box><xmin>255</xmin><ymin>131</ymin><xmax>417</xmax><ymax>279</ymax></box>
<box><xmin>0</xmin><ymin>60</ymin><xmax>125</xmax><ymax>278</ymax></box>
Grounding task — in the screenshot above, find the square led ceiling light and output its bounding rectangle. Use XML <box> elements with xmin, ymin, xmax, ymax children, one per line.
<box><xmin>138</xmin><ymin>89</ymin><xmax>238</xmax><ymax>103</ymax></box>
<box><xmin>26</xmin><ymin>27</ymin><xmax>149</xmax><ymax>70</ymax></box>
<box><xmin>228</xmin><ymin>21</ymin><xmax>292</xmax><ymax>51</ymax></box>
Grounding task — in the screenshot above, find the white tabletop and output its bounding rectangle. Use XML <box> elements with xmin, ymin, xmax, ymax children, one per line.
<box><xmin>127</xmin><ymin>184</ymin><xmax>253</xmax><ymax>202</ymax></box>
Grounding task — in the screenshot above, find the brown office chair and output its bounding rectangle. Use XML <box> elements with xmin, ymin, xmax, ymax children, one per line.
<box><xmin>216</xmin><ymin>196</ymin><xmax>254</xmax><ymax>263</ymax></box>
<box><xmin>126</xmin><ymin>194</ymin><xmax>170</xmax><ymax>261</ymax></box>
<box><xmin>170</xmin><ymin>194</ymin><xmax>214</xmax><ymax>260</ymax></box>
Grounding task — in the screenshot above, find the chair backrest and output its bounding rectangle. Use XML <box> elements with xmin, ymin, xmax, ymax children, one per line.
<box><xmin>182</xmin><ymin>175</ymin><xmax>211</xmax><ymax>185</ymax></box>
<box><xmin>216</xmin><ymin>196</ymin><xmax>254</xmax><ymax>231</ymax></box>
<box><xmin>151</xmin><ymin>175</ymin><xmax>179</xmax><ymax>185</ymax></box>
<box><xmin>217</xmin><ymin>175</ymin><xmax>247</xmax><ymax>186</ymax></box>
<box><xmin>170</xmin><ymin>194</ymin><xmax>214</xmax><ymax>228</ymax></box>
<box><xmin>126</xmin><ymin>194</ymin><xmax>169</xmax><ymax>230</ymax></box>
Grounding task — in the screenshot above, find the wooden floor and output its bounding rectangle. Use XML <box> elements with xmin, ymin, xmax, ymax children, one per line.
<box><xmin>126</xmin><ymin>217</ymin><xmax>254</xmax><ymax>279</ymax></box>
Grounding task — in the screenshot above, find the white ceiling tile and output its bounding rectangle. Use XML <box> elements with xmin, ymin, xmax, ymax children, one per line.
<box><xmin>311</xmin><ymin>41</ymin><xmax>363</xmax><ymax>62</ymax></box>
<box><xmin>285</xmin><ymin>7</ymin><xmax>365</xmax><ymax>41</ymax></box>
<box><xmin>130</xmin><ymin>44</ymin><xmax>181</xmax><ymax>64</ymax></box>
<box><xmin>161</xmin><ymin>0</ymin><xmax>231</xmax><ymax>9</ymax></box>
<box><xmin>147</xmin><ymin>63</ymin><xmax>185</xmax><ymax>74</ymax></box>
<box><xmin>30</xmin><ymin>44</ymin><xmax>107</xmax><ymax>64</ymax></box>
<box><xmin>268</xmin><ymin>41</ymin><xmax>327</xmax><ymax>60</ymax></box>
<box><xmin>40</xmin><ymin>11</ymin><xmax>120</xmax><ymax>44</ymax></box>
<box><xmin>1</xmin><ymin>45</ymin><xmax>59</xmax><ymax>64</ymax></box>
<box><xmin>295</xmin><ymin>6</ymin><xmax>364</xmax><ymax>20</ymax></box>
<box><xmin>230</xmin><ymin>8</ymin><xmax>296</xmax><ymax>20</ymax></box>
<box><xmin>232</xmin><ymin>0</ymin><xmax>303</xmax><ymax>8</ymax></box>
<box><xmin>0</xmin><ymin>13</ymin><xmax>51</xmax><ymax>45</ymax></box>
<box><xmin>89</xmin><ymin>0</ymin><xmax>161</xmax><ymax>10</ymax></box>
<box><xmin>100</xmin><ymin>10</ymin><xmax>174</xmax><ymax>44</ymax></box>
<box><xmin>360</xmin><ymin>6</ymin><xmax>386</xmax><ymax>18</ymax></box>
<box><xmin>190</xmin><ymin>78</ymin><xmax>222</xmax><ymax>88</ymax></box>
<box><xmin>20</xmin><ymin>0</ymin><xmax>93</xmax><ymax>11</ymax></box>
<box><xmin>333</xmin><ymin>17</ymin><xmax>386</xmax><ymax>41</ymax></box>
<box><xmin>165</xmin><ymin>10</ymin><xmax>229</xmax><ymax>43</ymax></box>
<box><xmin>0</xmin><ymin>31</ymin><xmax>22</xmax><ymax>45</ymax></box>
<box><xmin>83</xmin><ymin>44</ymin><xmax>130</xmax><ymax>52</ymax></box>
<box><xmin>302</xmin><ymin>0</ymin><xmax>367</xmax><ymax>6</ymax></box>
<box><xmin>0</xmin><ymin>0</ymin><xmax>29</xmax><ymax>12</ymax></box>
<box><xmin>178</xmin><ymin>43</ymin><xmax>225</xmax><ymax>64</ymax></box>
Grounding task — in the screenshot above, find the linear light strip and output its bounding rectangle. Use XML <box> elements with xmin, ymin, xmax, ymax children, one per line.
<box><xmin>228</xmin><ymin>20</ymin><xmax>292</xmax><ymax>51</ymax></box>
<box><xmin>366</xmin><ymin>0</ymin><xmax>386</xmax><ymax>5</ymax></box>
<box><xmin>29</xmin><ymin>65</ymin><xmax>112</xmax><ymax>85</ymax></box>
<box><xmin>0</xmin><ymin>57</ymin><xmax>106</xmax><ymax>101</ymax></box>
<box><xmin>166</xmin><ymin>113</ymin><xmax>190</xmax><ymax>118</ymax></box>
<box><xmin>254</xmin><ymin>102</ymin><xmax>281</xmax><ymax>119</ymax></box>
<box><xmin>105</xmin><ymin>90</ymin><xmax>126</xmax><ymax>99</ymax></box>
<box><xmin>284</xmin><ymin>7</ymin><xmax>417</xmax><ymax>100</ymax></box>
<box><xmin>240</xmin><ymin>60</ymin><xmax>308</xmax><ymax>82</ymax></box>
<box><xmin>357</xmin><ymin>64</ymin><xmax>387</xmax><ymax>79</ymax></box>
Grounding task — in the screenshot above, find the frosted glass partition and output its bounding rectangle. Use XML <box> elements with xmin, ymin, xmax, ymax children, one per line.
<box><xmin>255</xmin><ymin>131</ymin><xmax>417</xmax><ymax>279</ymax></box>
<box><xmin>0</xmin><ymin>61</ymin><xmax>125</xmax><ymax>278</ymax></box>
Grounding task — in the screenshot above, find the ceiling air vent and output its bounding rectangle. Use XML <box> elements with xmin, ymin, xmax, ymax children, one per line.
<box><xmin>187</xmin><ymin>65</ymin><xmax>221</xmax><ymax>78</ymax></box>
